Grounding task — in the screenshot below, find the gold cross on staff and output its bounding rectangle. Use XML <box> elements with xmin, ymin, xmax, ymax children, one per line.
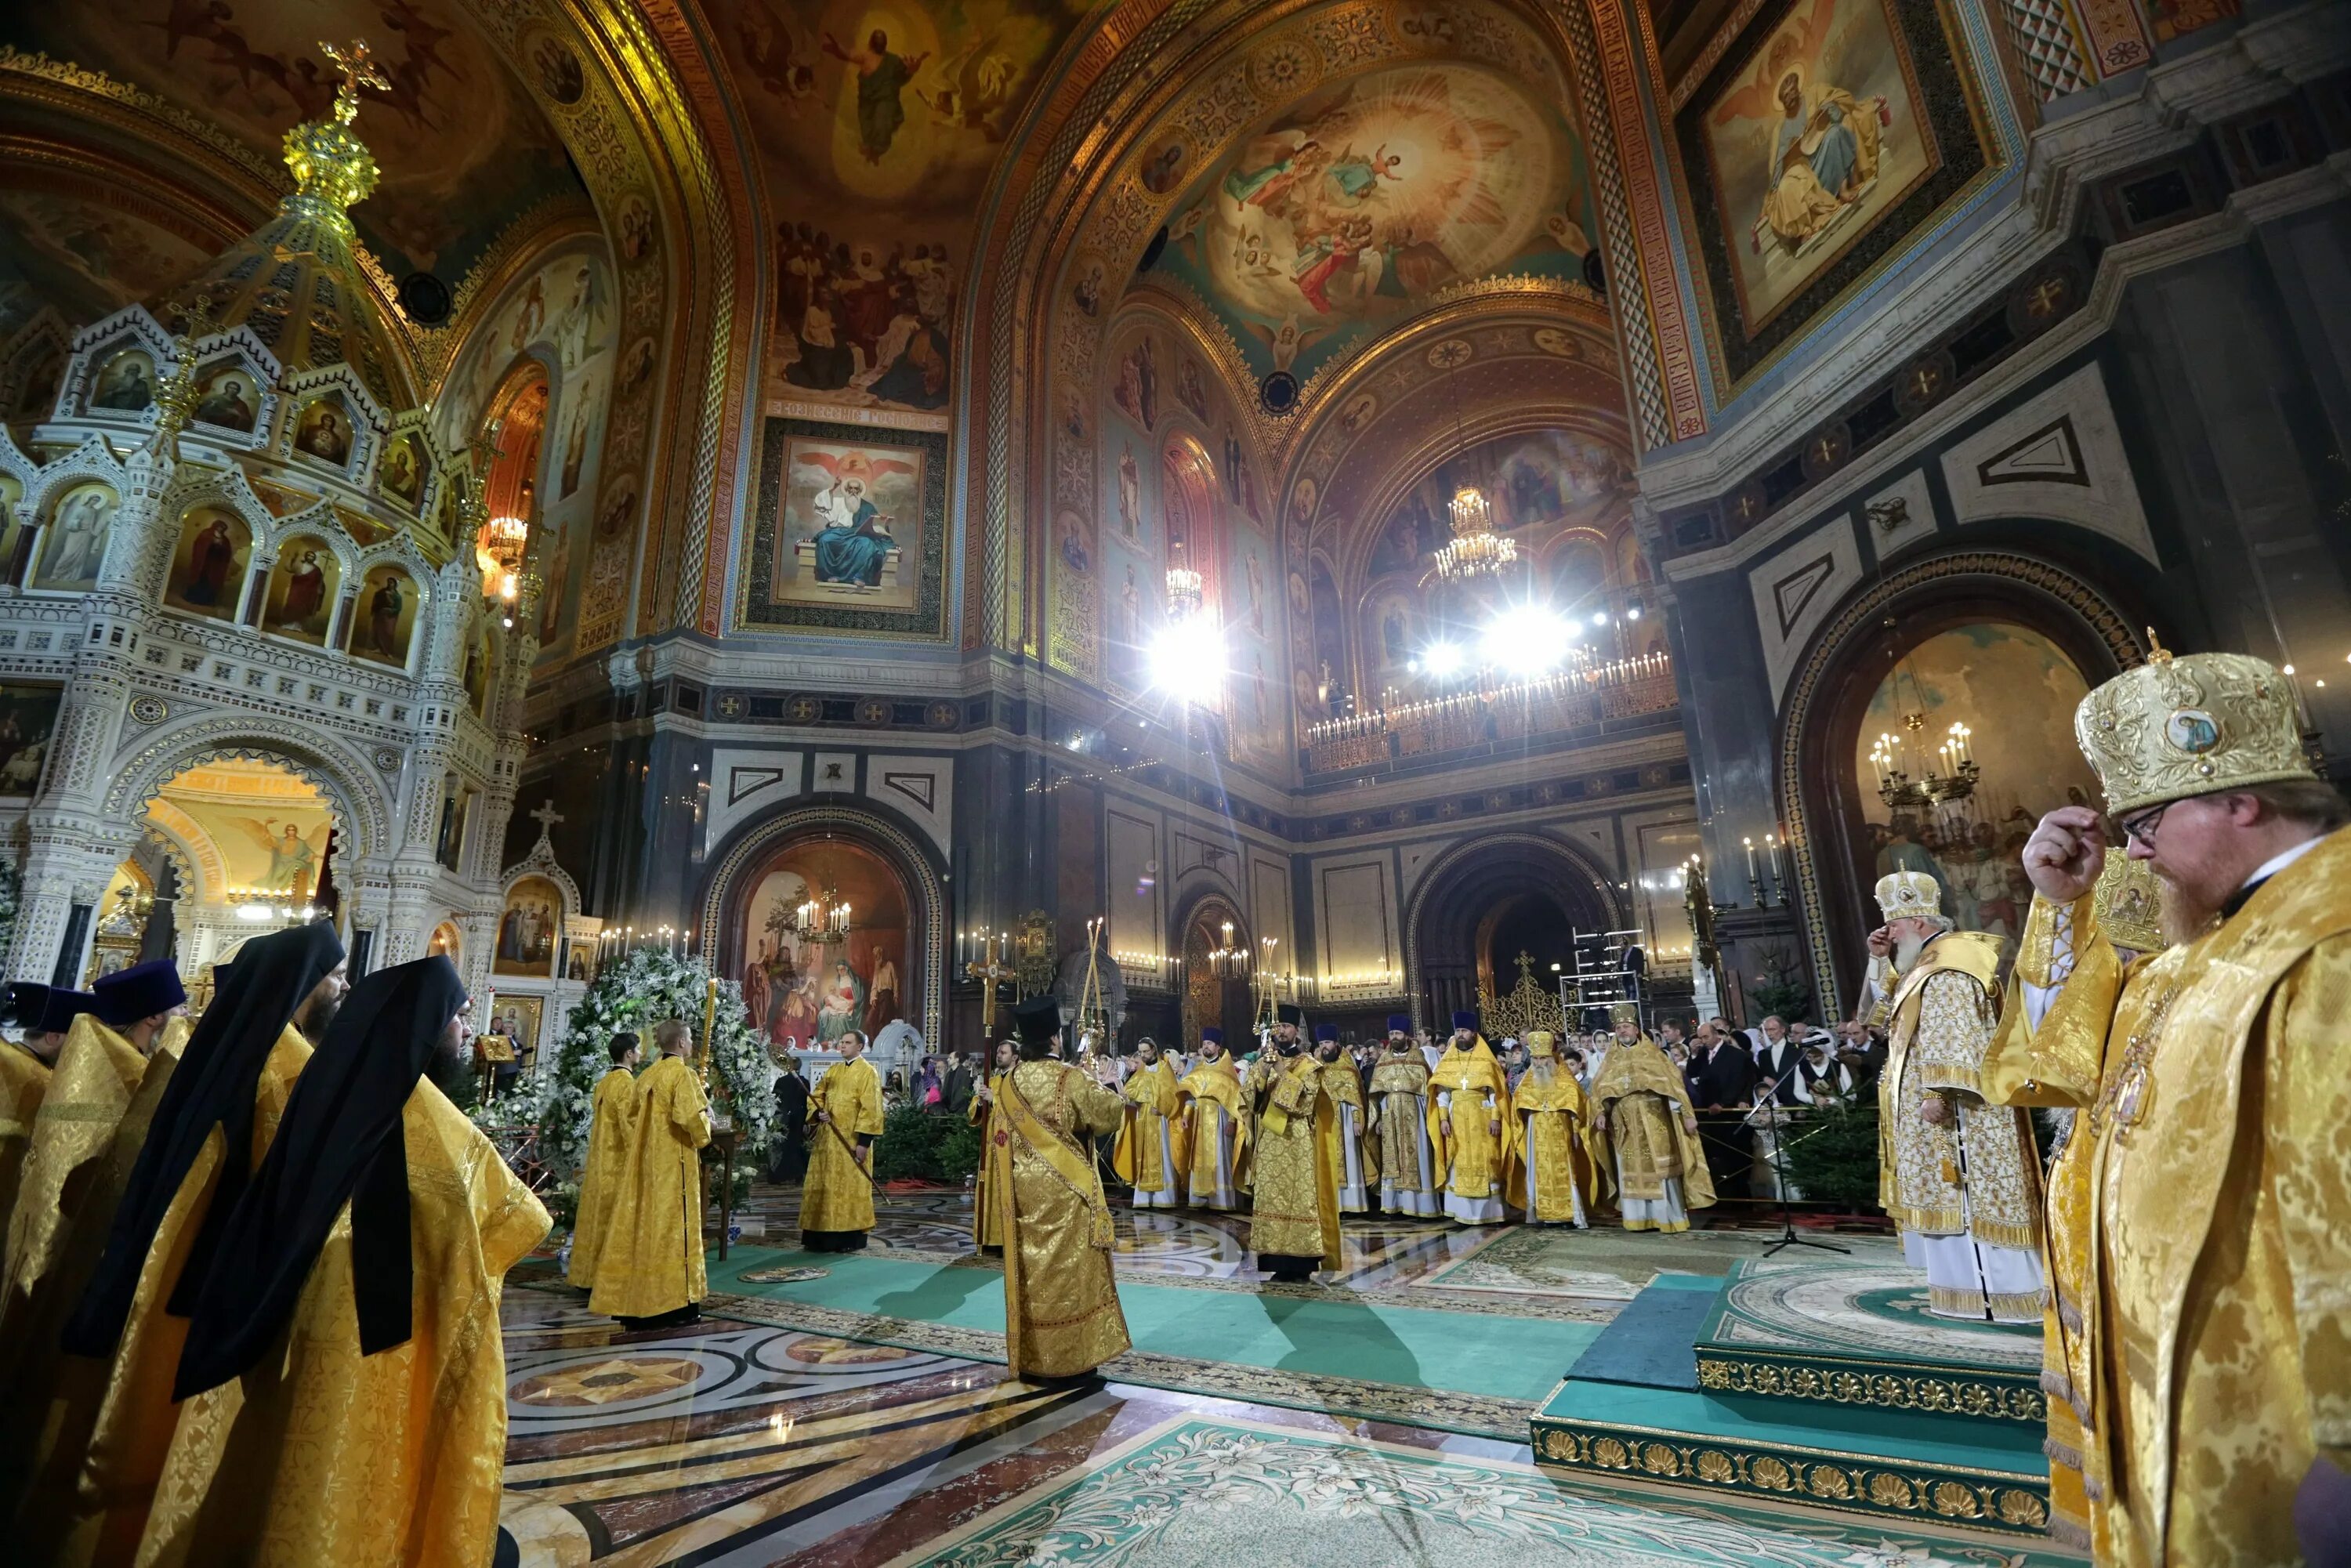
<box><xmin>317</xmin><ymin>39</ymin><xmax>390</xmax><ymax>124</ymax></box>
<box><xmin>965</xmin><ymin>934</ymin><xmax>1016</xmax><ymax>1034</ymax></box>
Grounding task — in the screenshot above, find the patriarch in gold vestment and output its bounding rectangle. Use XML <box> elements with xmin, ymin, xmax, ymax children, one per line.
<box><xmin>1507</xmin><ymin>1031</ymin><xmax>1607</xmax><ymax>1226</ymax></box>
<box><xmin>969</xmin><ymin>1038</ymin><xmax>1015</xmax><ymax>1251</ymax></box>
<box><xmin>1174</xmin><ymin>1028</ymin><xmax>1249</xmax><ymax>1210</ymax></box>
<box><xmin>998</xmin><ymin>996</ymin><xmax>1130</xmax><ymax>1378</ymax></box>
<box><xmin>36</xmin><ymin>928</ymin><xmax>342</xmax><ymax>1565</ymax></box>
<box><xmin>1984</xmin><ymin>643</ymin><xmax>2351</xmax><ymax>1566</ymax></box>
<box><xmin>1864</xmin><ymin>870</ymin><xmax>2043</xmax><ymax>1324</ymax></box>
<box><xmin>0</xmin><ymin>982</ymin><xmax>61</xmax><ymax>1239</ymax></box>
<box><xmin>800</xmin><ymin>1030</ymin><xmax>883</xmax><ymax>1250</ymax></box>
<box><xmin>1369</xmin><ymin>1017</ymin><xmax>1436</xmax><ymax>1217</ymax></box>
<box><xmin>136</xmin><ymin>956</ymin><xmax>550</xmax><ymax>1568</ymax></box>
<box><xmin>1589</xmin><ymin>1005</ymin><xmax>1713</xmax><ymax>1232</ymax></box>
<box><xmin>1425</xmin><ymin>1011</ymin><xmax>1511</xmax><ymax>1224</ymax></box>
<box><xmin>1246</xmin><ymin>1027</ymin><xmax>1348</xmax><ymax>1280</ymax></box>
<box><xmin>567</xmin><ymin>1031</ymin><xmax>643</xmax><ymax>1290</ymax></box>
<box><xmin>1110</xmin><ymin>1037</ymin><xmax>1183</xmax><ymax>1207</ymax></box>
<box><xmin>589</xmin><ymin>1019</ymin><xmax>712</xmax><ymax>1322</ymax></box>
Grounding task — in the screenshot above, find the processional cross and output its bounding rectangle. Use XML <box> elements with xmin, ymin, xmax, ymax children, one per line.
<box><xmin>966</xmin><ymin>932</ymin><xmax>1016</xmax><ymax>1034</ymax></box>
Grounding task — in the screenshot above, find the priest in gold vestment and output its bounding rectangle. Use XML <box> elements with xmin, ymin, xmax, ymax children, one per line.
<box><xmin>969</xmin><ymin>1037</ymin><xmax>1015</xmax><ymax>1251</ymax></box>
<box><xmin>1589</xmin><ymin>1005</ymin><xmax>1714</xmax><ymax>1233</ymax></box>
<box><xmin>135</xmin><ymin>956</ymin><xmax>549</xmax><ymax>1568</ymax></box>
<box><xmin>801</xmin><ymin>1028</ymin><xmax>884</xmax><ymax>1251</ymax></box>
<box><xmin>567</xmin><ymin>1031</ymin><xmax>643</xmax><ymax>1290</ymax></box>
<box><xmin>997</xmin><ymin>995</ymin><xmax>1130</xmax><ymax>1379</ymax></box>
<box><xmin>1508</xmin><ymin>1031</ymin><xmax>1607</xmax><ymax>1226</ymax></box>
<box><xmin>40</xmin><ymin>928</ymin><xmax>342</xmax><ymax>1565</ymax></box>
<box><xmin>1425</xmin><ymin>1011</ymin><xmax>1511</xmax><ymax>1224</ymax></box>
<box><xmin>1369</xmin><ymin>1017</ymin><xmax>1436</xmax><ymax>1217</ymax></box>
<box><xmin>0</xmin><ymin>982</ymin><xmax>61</xmax><ymax>1235</ymax></box>
<box><xmin>590</xmin><ymin>1019</ymin><xmax>712</xmax><ymax>1324</ymax></box>
<box><xmin>1865</xmin><ymin>870</ymin><xmax>2044</xmax><ymax>1324</ymax></box>
<box><xmin>1987</xmin><ymin>644</ymin><xmax>2350</xmax><ymax>1566</ymax></box>
<box><xmin>1174</xmin><ymin>1028</ymin><xmax>1248</xmax><ymax>1210</ymax></box>
<box><xmin>1110</xmin><ymin>1037</ymin><xmax>1183</xmax><ymax>1208</ymax></box>
<box><xmin>1245</xmin><ymin>1025</ymin><xmax>1348</xmax><ymax>1281</ymax></box>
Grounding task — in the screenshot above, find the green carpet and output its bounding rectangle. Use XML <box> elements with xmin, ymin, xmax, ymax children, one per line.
<box><xmin>708</xmin><ymin>1245</ymin><xmax>1589</xmax><ymax>1404</ymax></box>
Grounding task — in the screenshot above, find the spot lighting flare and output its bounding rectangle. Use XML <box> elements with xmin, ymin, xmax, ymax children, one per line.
<box><xmin>1419</xmin><ymin>640</ymin><xmax>1466</xmax><ymax>680</ymax></box>
<box><xmin>1147</xmin><ymin>615</ymin><xmax>1226</xmax><ymax>704</ymax></box>
<box><xmin>1480</xmin><ymin>605</ymin><xmax>1567</xmax><ymax>675</ymax></box>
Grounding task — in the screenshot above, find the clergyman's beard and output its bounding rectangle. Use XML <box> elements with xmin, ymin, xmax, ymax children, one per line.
<box><xmin>1893</xmin><ymin>932</ymin><xmax>1928</xmax><ymax>972</ymax></box>
<box><xmin>299</xmin><ymin>989</ymin><xmax>341</xmax><ymax>1044</ymax></box>
<box><xmin>2157</xmin><ymin>872</ymin><xmax>2223</xmax><ymax>946</ymax></box>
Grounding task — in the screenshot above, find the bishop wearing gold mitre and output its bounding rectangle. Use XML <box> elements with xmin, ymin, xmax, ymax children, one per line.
<box><xmin>0</xmin><ymin>983</ymin><xmax>63</xmax><ymax>1230</ymax></box>
<box><xmin>1425</xmin><ymin>1009</ymin><xmax>1512</xmax><ymax>1224</ymax></box>
<box><xmin>1174</xmin><ymin>1027</ymin><xmax>1249</xmax><ymax>1209</ymax></box>
<box><xmin>1369</xmin><ymin>1016</ymin><xmax>1437</xmax><ymax>1217</ymax></box>
<box><xmin>1245</xmin><ymin>1016</ymin><xmax>1350</xmax><ymax>1281</ymax></box>
<box><xmin>591</xmin><ymin>1019</ymin><xmax>712</xmax><ymax>1324</ymax></box>
<box><xmin>969</xmin><ymin>1037</ymin><xmax>1016</xmax><ymax>1252</ymax></box>
<box><xmin>0</xmin><ymin>964</ymin><xmax>183</xmax><ymax>1519</ymax></box>
<box><xmin>1110</xmin><ymin>1036</ymin><xmax>1183</xmax><ymax>1208</ymax></box>
<box><xmin>800</xmin><ymin>1027</ymin><xmax>884</xmax><ymax>1251</ymax></box>
<box><xmin>1985</xmin><ymin>643</ymin><xmax>2351</xmax><ymax>1567</ymax></box>
<box><xmin>34</xmin><ymin>927</ymin><xmax>341</xmax><ymax>1563</ymax></box>
<box><xmin>1862</xmin><ymin>869</ymin><xmax>2044</xmax><ymax>1324</ymax></box>
<box><xmin>130</xmin><ymin>957</ymin><xmax>549</xmax><ymax>1568</ymax></box>
<box><xmin>1509</xmin><ymin>1030</ymin><xmax>1608</xmax><ymax>1226</ymax></box>
<box><xmin>995</xmin><ymin>995</ymin><xmax>1130</xmax><ymax>1380</ymax></box>
<box><xmin>1589</xmin><ymin>1005</ymin><xmax>1714</xmax><ymax>1233</ymax></box>
<box><xmin>567</xmin><ymin>1030</ymin><xmax>644</xmax><ymax>1290</ymax></box>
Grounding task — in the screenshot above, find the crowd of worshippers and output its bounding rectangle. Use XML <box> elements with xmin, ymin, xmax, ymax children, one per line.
<box><xmin>0</xmin><ymin>933</ymin><xmax>547</xmax><ymax>1567</ymax></box>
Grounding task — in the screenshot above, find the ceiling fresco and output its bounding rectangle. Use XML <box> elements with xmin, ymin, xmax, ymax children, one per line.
<box><xmin>726</xmin><ymin>0</ymin><xmax>1106</xmax><ymax>422</ymax></box>
<box><xmin>0</xmin><ymin>188</ymin><xmax>214</xmax><ymax>339</ymax></box>
<box><xmin>0</xmin><ymin>1</ymin><xmax>585</xmax><ymax>285</ymax></box>
<box><xmin>1142</xmin><ymin>61</ymin><xmax>1599</xmax><ymax>393</ymax></box>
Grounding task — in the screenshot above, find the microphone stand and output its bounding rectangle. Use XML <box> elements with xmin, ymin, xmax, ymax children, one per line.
<box><xmin>1753</xmin><ymin>1041</ymin><xmax>1846</xmax><ymax>1258</ymax></box>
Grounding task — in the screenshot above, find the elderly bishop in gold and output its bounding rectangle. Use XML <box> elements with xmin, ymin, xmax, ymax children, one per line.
<box><xmin>1987</xmin><ymin>643</ymin><xmax>2351</xmax><ymax>1567</ymax></box>
<box><xmin>1864</xmin><ymin>869</ymin><xmax>2044</xmax><ymax>1324</ymax></box>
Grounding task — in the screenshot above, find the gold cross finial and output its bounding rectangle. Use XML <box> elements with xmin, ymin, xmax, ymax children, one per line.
<box><xmin>317</xmin><ymin>39</ymin><xmax>389</xmax><ymax>125</ymax></box>
<box><xmin>2146</xmin><ymin>628</ymin><xmax>2172</xmax><ymax>666</ymax></box>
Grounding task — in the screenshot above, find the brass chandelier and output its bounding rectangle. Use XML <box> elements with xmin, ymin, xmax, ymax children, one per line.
<box><xmin>1429</xmin><ymin>354</ymin><xmax>1515</xmax><ymax>584</ymax></box>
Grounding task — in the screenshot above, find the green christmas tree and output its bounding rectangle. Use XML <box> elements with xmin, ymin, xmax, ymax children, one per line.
<box><xmin>527</xmin><ymin>947</ymin><xmax>777</xmax><ymax>1180</ymax></box>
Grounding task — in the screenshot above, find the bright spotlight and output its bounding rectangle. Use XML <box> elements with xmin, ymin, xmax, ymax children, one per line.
<box><xmin>1590</xmin><ymin>612</ymin><xmax>1610</xmax><ymax>628</ymax></box>
<box><xmin>1420</xmin><ymin>641</ymin><xmax>1465</xmax><ymax>679</ymax></box>
<box><xmin>1625</xmin><ymin>606</ymin><xmax>1642</xmax><ymax>621</ymax></box>
<box><xmin>1481</xmin><ymin>604</ymin><xmax>1567</xmax><ymax>675</ymax></box>
<box><xmin>1147</xmin><ymin>617</ymin><xmax>1226</xmax><ymax>704</ymax></box>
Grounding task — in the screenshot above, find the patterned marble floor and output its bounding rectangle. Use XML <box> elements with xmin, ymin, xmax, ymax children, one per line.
<box><xmin>494</xmin><ymin>1288</ymin><xmax>2079</xmax><ymax>1568</ymax></box>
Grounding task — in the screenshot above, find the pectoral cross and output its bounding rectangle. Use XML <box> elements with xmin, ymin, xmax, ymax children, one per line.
<box><xmin>965</xmin><ymin>933</ymin><xmax>1016</xmax><ymax>1033</ymax></box>
<box><xmin>318</xmin><ymin>39</ymin><xmax>390</xmax><ymax>124</ymax></box>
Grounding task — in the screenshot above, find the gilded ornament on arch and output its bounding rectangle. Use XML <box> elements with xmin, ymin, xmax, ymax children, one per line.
<box><xmin>1929</xmin><ymin>1479</ymin><xmax>1982</xmax><ymax>1517</ymax></box>
<box><xmin>1693</xmin><ymin>1449</ymin><xmax>1737</xmax><ymax>1483</ymax></box>
<box><xmin>1807</xmin><ymin>1465</ymin><xmax>1853</xmax><ymax>1500</ymax></box>
<box><xmin>1869</xmin><ymin>1472</ymin><xmax>1915</xmax><ymax>1508</ymax></box>
<box><xmin>1639</xmin><ymin>1442</ymin><xmax>1680</xmax><ymax>1476</ymax></box>
<box><xmin>1749</xmin><ymin>1455</ymin><xmax>1793</xmax><ymax>1490</ymax></box>
<box><xmin>1247</xmin><ymin>37</ymin><xmax>1322</xmax><ymax>98</ymax></box>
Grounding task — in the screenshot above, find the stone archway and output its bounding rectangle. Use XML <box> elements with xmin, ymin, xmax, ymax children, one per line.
<box><xmin>1171</xmin><ymin>890</ymin><xmax>1252</xmax><ymax>1048</ymax></box>
<box><xmin>1776</xmin><ymin>549</ymin><xmax>2145</xmax><ymax>1012</ymax></box>
<box><xmin>701</xmin><ymin>804</ymin><xmax>948</xmax><ymax>1053</ymax></box>
<box><xmin>1404</xmin><ymin>832</ymin><xmax>1621</xmax><ymax>1030</ymax></box>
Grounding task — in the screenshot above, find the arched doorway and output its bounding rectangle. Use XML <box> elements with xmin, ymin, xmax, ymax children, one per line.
<box><xmin>1407</xmin><ymin>835</ymin><xmax>1617</xmax><ymax>1030</ymax></box>
<box><xmin>1781</xmin><ymin>553</ymin><xmax>2143</xmax><ymax>1009</ymax></box>
<box><xmin>118</xmin><ymin>755</ymin><xmax>342</xmax><ymax>990</ymax></box>
<box><xmin>1174</xmin><ymin>895</ymin><xmax>1252</xmax><ymax>1048</ymax></box>
<box><xmin>704</xmin><ymin>808</ymin><xmax>947</xmax><ymax>1059</ymax></box>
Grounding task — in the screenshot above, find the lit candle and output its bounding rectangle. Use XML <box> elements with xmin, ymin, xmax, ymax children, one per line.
<box><xmin>1766</xmin><ymin>831</ymin><xmax>1785</xmax><ymax>887</ymax></box>
<box><xmin>1744</xmin><ymin>836</ymin><xmax>1758</xmax><ymax>885</ymax></box>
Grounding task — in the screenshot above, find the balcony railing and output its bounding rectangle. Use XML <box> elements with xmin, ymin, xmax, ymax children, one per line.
<box><xmin>1302</xmin><ymin>652</ymin><xmax>1678</xmax><ymax>774</ymax></box>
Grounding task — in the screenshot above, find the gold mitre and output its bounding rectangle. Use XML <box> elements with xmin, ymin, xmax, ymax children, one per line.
<box><xmin>1527</xmin><ymin>1030</ymin><xmax>1557</xmax><ymax>1056</ymax></box>
<box><xmin>1607</xmin><ymin>1002</ymin><xmax>1639</xmax><ymax>1027</ymax></box>
<box><xmin>1874</xmin><ymin>869</ymin><xmax>1943</xmax><ymax>922</ymax></box>
<box><xmin>2092</xmin><ymin>849</ymin><xmax>2165</xmax><ymax>955</ymax></box>
<box><xmin>2074</xmin><ymin>636</ymin><xmax>2312</xmax><ymax>813</ymax></box>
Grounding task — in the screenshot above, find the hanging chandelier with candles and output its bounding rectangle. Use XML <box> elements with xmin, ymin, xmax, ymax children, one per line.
<box><xmin>793</xmin><ymin>885</ymin><xmax>852</xmax><ymax>945</ymax></box>
<box><xmin>1429</xmin><ymin>352</ymin><xmax>1516</xmax><ymax>584</ymax></box>
<box><xmin>476</xmin><ymin>512</ymin><xmax>527</xmax><ymax>602</ymax></box>
<box><xmin>1165</xmin><ymin>537</ymin><xmax>1203</xmax><ymax>621</ymax></box>
<box><xmin>1867</xmin><ymin>627</ymin><xmax>1979</xmax><ymax>814</ymax></box>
